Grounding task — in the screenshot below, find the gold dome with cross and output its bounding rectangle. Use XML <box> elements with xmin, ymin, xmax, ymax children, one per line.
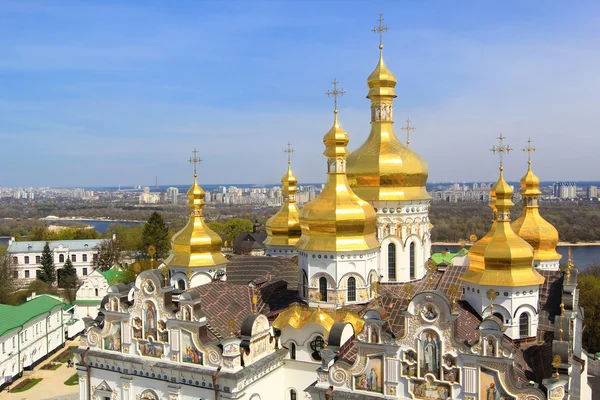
<box><xmin>346</xmin><ymin>14</ymin><xmax>429</xmax><ymax>202</ymax></box>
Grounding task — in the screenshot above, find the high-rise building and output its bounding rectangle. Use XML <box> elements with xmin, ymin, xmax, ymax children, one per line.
<box><xmin>167</xmin><ymin>187</ymin><xmax>179</xmax><ymax>204</ymax></box>
<box><xmin>587</xmin><ymin>185</ymin><xmax>598</xmax><ymax>199</ymax></box>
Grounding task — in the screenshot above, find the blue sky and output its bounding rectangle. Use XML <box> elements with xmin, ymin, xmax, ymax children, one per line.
<box><xmin>1</xmin><ymin>1</ymin><xmax>599</xmax><ymax>187</ymax></box>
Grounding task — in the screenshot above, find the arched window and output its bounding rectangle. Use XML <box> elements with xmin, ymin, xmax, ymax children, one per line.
<box><xmin>290</xmin><ymin>389</ymin><xmax>297</xmax><ymax>400</ymax></box>
<box><xmin>493</xmin><ymin>312</ymin><xmax>504</xmax><ymax>323</ymax></box>
<box><xmin>347</xmin><ymin>277</ymin><xmax>356</xmax><ymax>302</ymax></box>
<box><xmin>301</xmin><ymin>271</ymin><xmax>308</xmax><ymax>298</ymax></box>
<box><xmin>94</xmin><ymin>288</ymin><xmax>99</xmax><ymax>297</ymax></box>
<box><xmin>519</xmin><ymin>313</ymin><xmax>530</xmax><ymax>338</ymax></box>
<box><xmin>410</xmin><ymin>242</ymin><xmax>416</xmax><ymax>279</ymax></box>
<box><xmin>319</xmin><ymin>277</ymin><xmax>328</xmax><ymax>302</ymax></box>
<box><xmin>387</xmin><ymin>243</ymin><xmax>396</xmax><ymax>281</ymax></box>
<box><xmin>177</xmin><ymin>279</ymin><xmax>185</xmax><ymax>290</ymax></box>
<box><xmin>289</xmin><ymin>342</ymin><xmax>296</xmax><ymax>360</ymax></box>
<box><xmin>59</xmin><ymin>254</ymin><xmax>65</xmax><ymax>263</ymax></box>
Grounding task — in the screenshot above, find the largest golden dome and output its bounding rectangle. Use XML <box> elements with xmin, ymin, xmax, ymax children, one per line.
<box><xmin>296</xmin><ymin>110</ymin><xmax>379</xmax><ymax>252</ymax></box>
<box><xmin>164</xmin><ymin>174</ymin><xmax>228</xmax><ymax>268</ymax></box>
<box><xmin>461</xmin><ymin>168</ymin><xmax>544</xmax><ymax>287</ymax></box>
<box><xmin>346</xmin><ymin>47</ymin><xmax>430</xmax><ymax>202</ymax></box>
<box><xmin>264</xmin><ymin>161</ymin><xmax>301</xmax><ymax>247</ymax></box>
<box><xmin>511</xmin><ymin>161</ymin><xmax>562</xmax><ymax>261</ymax></box>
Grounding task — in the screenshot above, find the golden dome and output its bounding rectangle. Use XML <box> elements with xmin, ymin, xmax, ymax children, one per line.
<box><xmin>164</xmin><ymin>174</ymin><xmax>228</xmax><ymax>269</ymax></box>
<box><xmin>296</xmin><ymin>111</ymin><xmax>379</xmax><ymax>252</ymax></box>
<box><xmin>264</xmin><ymin>162</ymin><xmax>302</xmax><ymax>247</ymax></box>
<box><xmin>461</xmin><ymin>168</ymin><xmax>544</xmax><ymax>287</ymax></box>
<box><xmin>346</xmin><ymin>47</ymin><xmax>430</xmax><ymax>202</ymax></box>
<box><xmin>511</xmin><ymin>162</ymin><xmax>562</xmax><ymax>261</ymax></box>
<box><xmin>465</xmin><ymin>187</ymin><xmax>497</xmax><ymax>274</ymax></box>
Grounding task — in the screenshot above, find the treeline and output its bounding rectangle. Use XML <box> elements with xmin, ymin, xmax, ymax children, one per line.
<box><xmin>430</xmin><ymin>201</ymin><xmax>600</xmax><ymax>243</ymax></box>
<box><xmin>577</xmin><ymin>265</ymin><xmax>600</xmax><ymax>353</ymax></box>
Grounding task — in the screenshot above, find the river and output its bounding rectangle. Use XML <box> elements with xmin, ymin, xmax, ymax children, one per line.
<box><xmin>432</xmin><ymin>245</ymin><xmax>600</xmax><ymax>269</ymax></box>
<box><xmin>48</xmin><ymin>219</ymin><xmax>143</xmax><ymax>234</ymax></box>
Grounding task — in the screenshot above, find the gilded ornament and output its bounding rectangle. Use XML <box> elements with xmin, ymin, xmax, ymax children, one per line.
<box><xmin>462</xmin><ymin>136</ymin><xmax>544</xmax><ymax>287</ymax></box>
<box><xmin>296</xmin><ymin>81</ymin><xmax>379</xmax><ymax>252</ymax></box>
<box><xmin>346</xmin><ymin>15</ymin><xmax>429</xmax><ymax>202</ymax></box>
<box><xmin>163</xmin><ymin>149</ymin><xmax>228</xmax><ymax>270</ymax></box>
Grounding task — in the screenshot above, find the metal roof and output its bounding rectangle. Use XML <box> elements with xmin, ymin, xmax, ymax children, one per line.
<box><xmin>0</xmin><ymin>295</ymin><xmax>65</xmax><ymax>336</ymax></box>
<box><xmin>7</xmin><ymin>239</ymin><xmax>104</xmax><ymax>253</ymax></box>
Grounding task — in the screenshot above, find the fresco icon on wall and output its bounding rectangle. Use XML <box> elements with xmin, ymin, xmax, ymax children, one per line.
<box><xmin>479</xmin><ymin>368</ymin><xmax>515</xmax><ymax>400</ymax></box>
<box><xmin>103</xmin><ymin>323</ymin><xmax>121</xmax><ymax>352</ymax></box>
<box><xmin>139</xmin><ymin>337</ymin><xmax>163</xmax><ymax>358</ymax></box>
<box><xmin>420</xmin><ymin>330</ymin><xmax>440</xmax><ymax>379</ymax></box>
<box><xmin>354</xmin><ymin>356</ymin><xmax>383</xmax><ymax>393</ymax></box>
<box><xmin>181</xmin><ymin>330</ymin><xmax>203</xmax><ymax>365</ymax></box>
<box><xmin>144</xmin><ymin>301</ymin><xmax>157</xmax><ymax>339</ymax></box>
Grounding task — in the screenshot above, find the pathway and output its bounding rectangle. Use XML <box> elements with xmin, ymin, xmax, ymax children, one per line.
<box><xmin>0</xmin><ymin>340</ymin><xmax>79</xmax><ymax>400</ymax></box>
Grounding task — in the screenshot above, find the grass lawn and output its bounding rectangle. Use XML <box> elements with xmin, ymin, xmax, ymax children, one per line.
<box><xmin>10</xmin><ymin>378</ymin><xmax>43</xmax><ymax>393</ymax></box>
<box><xmin>52</xmin><ymin>345</ymin><xmax>77</xmax><ymax>364</ymax></box>
<box><xmin>64</xmin><ymin>373</ymin><xmax>79</xmax><ymax>386</ymax></box>
<box><xmin>41</xmin><ymin>362</ymin><xmax>62</xmax><ymax>370</ymax></box>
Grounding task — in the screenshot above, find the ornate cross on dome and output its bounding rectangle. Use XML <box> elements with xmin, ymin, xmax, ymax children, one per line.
<box><xmin>326</xmin><ymin>79</ymin><xmax>345</xmax><ymax>112</ymax></box>
<box><xmin>189</xmin><ymin>148</ymin><xmax>202</xmax><ymax>177</ymax></box>
<box><xmin>284</xmin><ymin>141</ymin><xmax>294</xmax><ymax>164</ymax></box>
<box><xmin>372</xmin><ymin>13</ymin><xmax>389</xmax><ymax>49</ymax></box>
<box><xmin>401</xmin><ymin>118</ymin><xmax>416</xmax><ymax>147</ymax></box>
<box><xmin>523</xmin><ymin>138</ymin><xmax>537</xmax><ymax>164</ymax></box>
<box><xmin>490</xmin><ymin>135</ymin><xmax>512</xmax><ymax>169</ymax></box>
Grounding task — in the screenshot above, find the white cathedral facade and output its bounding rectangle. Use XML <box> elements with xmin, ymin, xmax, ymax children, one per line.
<box><xmin>74</xmin><ymin>16</ymin><xmax>591</xmax><ymax>400</ymax></box>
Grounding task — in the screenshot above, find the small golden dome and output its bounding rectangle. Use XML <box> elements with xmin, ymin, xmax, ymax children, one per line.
<box><xmin>512</xmin><ymin>162</ymin><xmax>562</xmax><ymax>261</ymax></box>
<box><xmin>164</xmin><ymin>175</ymin><xmax>228</xmax><ymax>269</ymax></box>
<box><xmin>346</xmin><ymin>49</ymin><xmax>429</xmax><ymax>202</ymax></box>
<box><xmin>297</xmin><ymin>111</ymin><xmax>379</xmax><ymax>252</ymax></box>
<box><xmin>366</xmin><ymin>50</ymin><xmax>398</xmax><ymax>98</ymax></box>
<box><xmin>462</xmin><ymin>169</ymin><xmax>544</xmax><ymax>287</ymax></box>
<box><xmin>264</xmin><ymin>162</ymin><xmax>302</xmax><ymax>247</ymax></box>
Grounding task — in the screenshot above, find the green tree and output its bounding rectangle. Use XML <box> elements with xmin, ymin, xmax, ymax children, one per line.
<box><xmin>207</xmin><ymin>221</ymin><xmax>226</xmax><ymax>239</ymax></box>
<box><xmin>140</xmin><ymin>212</ymin><xmax>170</xmax><ymax>260</ymax></box>
<box><xmin>95</xmin><ymin>237</ymin><xmax>122</xmax><ymax>271</ymax></box>
<box><xmin>59</xmin><ymin>258</ymin><xmax>77</xmax><ymax>287</ymax></box>
<box><xmin>120</xmin><ymin>259</ymin><xmax>158</xmax><ymax>285</ymax></box>
<box><xmin>0</xmin><ymin>254</ymin><xmax>15</xmax><ymax>304</ymax></box>
<box><xmin>38</xmin><ymin>242</ymin><xmax>56</xmax><ymax>285</ymax></box>
<box><xmin>578</xmin><ymin>272</ymin><xmax>600</xmax><ymax>353</ymax></box>
<box><xmin>107</xmin><ymin>225</ymin><xmax>143</xmax><ymax>252</ymax></box>
<box><xmin>223</xmin><ymin>218</ymin><xmax>254</xmax><ymax>243</ymax></box>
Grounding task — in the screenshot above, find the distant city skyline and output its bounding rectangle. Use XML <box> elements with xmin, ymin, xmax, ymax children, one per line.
<box><xmin>2</xmin><ymin>1</ymin><xmax>599</xmax><ymax>187</ymax></box>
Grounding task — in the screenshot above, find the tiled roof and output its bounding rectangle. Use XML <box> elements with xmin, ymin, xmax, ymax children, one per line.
<box><xmin>188</xmin><ymin>279</ymin><xmax>300</xmax><ymax>341</ymax></box>
<box><xmin>8</xmin><ymin>239</ymin><xmax>103</xmax><ymax>253</ymax></box>
<box><xmin>226</xmin><ymin>256</ymin><xmax>298</xmax><ymax>290</ymax></box>
<box><xmin>0</xmin><ymin>295</ymin><xmax>65</xmax><ymax>336</ymax></box>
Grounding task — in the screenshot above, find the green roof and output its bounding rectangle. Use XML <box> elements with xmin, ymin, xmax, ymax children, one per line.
<box><xmin>101</xmin><ymin>266</ymin><xmax>125</xmax><ymax>285</ymax></box>
<box><xmin>0</xmin><ymin>295</ymin><xmax>65</xmax><ymax>336</ymax></box>
<box><xmin>431</xmin><ymin>248</ymin><xmax>468</xmax><ymax>264</ymax></box>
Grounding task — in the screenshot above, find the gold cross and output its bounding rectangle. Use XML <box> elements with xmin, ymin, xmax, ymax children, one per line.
<box><xmin>372</xmin><ymin>13</ymin><xmax>389</xmax><ymax>49</ymax></box>
<box><xmin>189</xmin><ymin>148</ymin><xmax>202</xmax><ymax>177</ymax></box>
<box><xmin>490</xmin><ymin>135</ymin><xmax>512</xmax><ymax>169</ymax></box>
<box><xmin>486</xmin><ymin>288</ymin><xmax>498</xmax><ymax>314</ymax></box>
<box><xmin>522</xmin><ymin>138</ymin><xmax>537</xmax><ymax>164</ymax></box>
<box><xmin>284</xmin><ymin>141</ymin><xmax>294</xmax><ymax>164</ymax></box>
<box><xmin>325</xmin><ymin>79</ymin><xmax>345</xmax><ymax>112</ymax></box>
<box><xmin>401</xmin><ymin>119</ymin><xmax>416</xmax><ymax>147</ymax></box>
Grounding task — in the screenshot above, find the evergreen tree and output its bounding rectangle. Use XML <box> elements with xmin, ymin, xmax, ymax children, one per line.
<box><xmin>140</xmin><ymin>212</ymin><xmax>170</xmax><ymax>260</ymax></box>
<box><xmin>38</xmin><ymin>242</ymin><xmax>56</xmax><ymax>285</ymax></box>
<box><xmin>59</xmin><ymin>258</ymin><xmax>77</xmax><ymax>287</ymax></box>
<box><xmin>0</xmin><ymin>254</ymin><xmax>16</xmax><ymax>304</ymax></box>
